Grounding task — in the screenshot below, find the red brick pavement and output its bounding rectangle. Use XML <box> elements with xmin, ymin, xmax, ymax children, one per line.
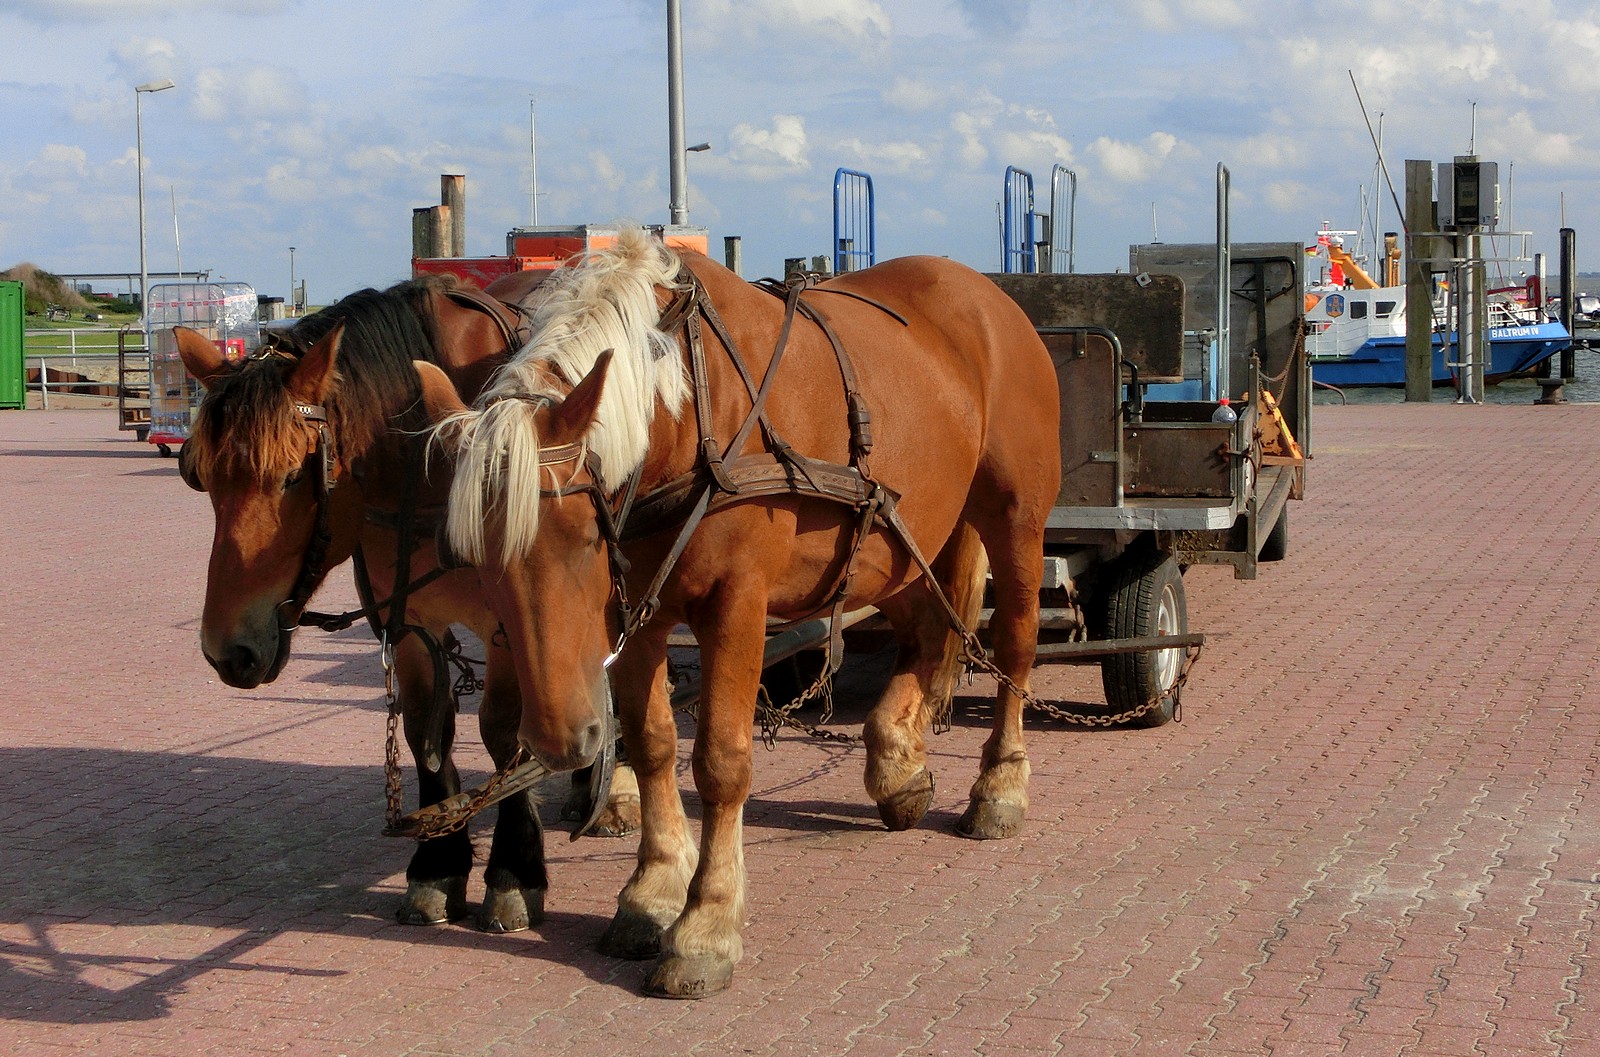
<box><xmin>2</xmin><ymin>404</ymin><xmax>1598</xmax><ymax>1056</ymax></box>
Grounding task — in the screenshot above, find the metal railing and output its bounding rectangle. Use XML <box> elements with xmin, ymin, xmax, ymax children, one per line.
<box><xmin>22</xmin><ymin>328</ymin><xmax>140</xmax><ymax>410</ymax></box>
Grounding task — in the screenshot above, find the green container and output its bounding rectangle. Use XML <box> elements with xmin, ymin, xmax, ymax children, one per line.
<box><xmin>0</xmin><ymin>281</ymin><xmax>23</xmax><ymax>409</ymax></box>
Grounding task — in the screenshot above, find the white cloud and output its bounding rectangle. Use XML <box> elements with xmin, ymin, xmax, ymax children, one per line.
<box><xmin>884</xmin><ymin>77</ymin><xmax>944</xmax><ymax>113</ymax></box>
<box><xmin>728</xmin><ymin>115</ymin><xmax>810</xmax><ymax>179</ymax></box>
<box><xmin>12</xmin><ymin>0</ymin><xmax>284</xmax><ymax>19</ymax></box>
<box><xmin>25</xmin><ymin>144</ymin><xmax>89</xmax><ymax>181</ymax></box>
<box><xmin>1088</xmin><ymin>131</ymin><xmax>1180</xmax><ymax>183</ymax></box>
<box><xmin>1127</xmin><ymin>0</ymin><xmax>1248</xmax><ymax>30</ymax></box>
<box><xmin>834</xmin><ymin>137</ymin><xmax>929</xmax><ymax>173</ymax></box>
<box><xmin>191</xmin><ymin>66</ymin><xmax>306</xmax><ymax>124</ymax></box>
<box><xmin>697</xmin><ymin>0</ymin><xmax>890</xmax><ymax>44</ymax></box>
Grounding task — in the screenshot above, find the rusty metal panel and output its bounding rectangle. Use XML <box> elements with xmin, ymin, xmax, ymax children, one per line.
<box><xmin>988</xmin><ymin>273</ymin><xmax>1185</xmax><ymax>382</ymax></box>
<box><xmin>1124</xmin><ymin>420</ymin><xmax>1233</xmax><ymax>498</ymax></box>
<box><xmin>1046</xmin><ymin>330</ymin><xmax>1121</xmax><ymax>508</ymax></box>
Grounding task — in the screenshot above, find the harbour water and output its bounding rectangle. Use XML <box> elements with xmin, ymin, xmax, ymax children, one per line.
<box><xmin>1312</xmin><ymin>336</ymin><xmax>1600</xmax><ymax>405</ymax></box>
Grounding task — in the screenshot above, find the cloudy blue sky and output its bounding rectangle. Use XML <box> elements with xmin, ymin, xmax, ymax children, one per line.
<box><xmin>3</xmin><ymin>0</ymin><xmax>1596</xmax><ymax>304</ymax></box>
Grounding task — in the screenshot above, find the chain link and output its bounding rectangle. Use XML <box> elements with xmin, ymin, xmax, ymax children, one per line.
<box><xmin>398</xmin><ymin>748</ymin><xmax>536</xmax><ymax>841</ymax></box>
<box><xmin>380</xmin><ymin>634</ymin><xmax>405</xmax><ymax>833</ymax></box>
<box><xmin>958</xmin><ymin>628</ymin><xmax>1201</xmax><ymax>727</ymax></box>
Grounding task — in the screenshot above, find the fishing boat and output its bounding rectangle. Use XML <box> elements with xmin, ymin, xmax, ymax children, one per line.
<box><xmin>1304</xmin><ymin>230</ymin><xmax>1569</xmax><ymax>388</ymax></box>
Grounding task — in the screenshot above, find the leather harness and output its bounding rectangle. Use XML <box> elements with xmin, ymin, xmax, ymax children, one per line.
<box><xmin>536</xmin><ymin>266</ymin><xmax>954</xmax><ymax>675</ymax></box>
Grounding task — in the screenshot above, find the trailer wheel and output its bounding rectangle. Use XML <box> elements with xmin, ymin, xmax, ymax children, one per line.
<box><xmin>1259</xmin><ymin>507</ymin><xmax>1289</xmax><ymax>562</ymax></box>
<box><xmin>1093</xmin><ymin>553</ymin><xmax>1186</xmax><ymax>728</ymax></box>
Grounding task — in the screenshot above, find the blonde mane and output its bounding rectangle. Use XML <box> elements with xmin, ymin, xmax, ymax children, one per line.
<box><xmin>438</xmin><ymin>225</ymin><xmax>692</xmax><ymax>566</ymax></box>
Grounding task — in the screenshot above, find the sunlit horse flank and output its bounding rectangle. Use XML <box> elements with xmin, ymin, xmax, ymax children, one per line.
<box><xmin>418</xmin><ymin>226</ymin><xmax>1061</xmax><ymax>997</ymax></box>
<box><xmin>174</xmin><ymin>273</ymin><xmax>639</xmax><ymax>935</ymax></box>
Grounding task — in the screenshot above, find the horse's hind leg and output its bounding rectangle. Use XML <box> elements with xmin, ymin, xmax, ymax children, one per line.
<box><xmin>957</xmin><ymin>492</ymin><xmax>1048</xmax><ymax>840</ymax></box>
<box><xmin>477</xmin><ymin>642</ymin><xmax>548</xmax><ymax>933</ymax></box>
<box><xmin>394</xmin><ymin>634</ymin><xmax>471</xmax><ymax>924</ymax></box>
<box><xmin>864</xmin><ymin>521</ymin><xmax>988</xmax><ymax>830</ymax></box>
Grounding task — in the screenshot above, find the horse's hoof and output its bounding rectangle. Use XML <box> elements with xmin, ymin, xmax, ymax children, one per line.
<box><xmin>644</xmin><ymin>954</ymin><xmax>734</xmax><ymax>999</ymax></box>
<box><xmin>954</xmin><ymin>799</ymin><xmax>1025</xmax><ymax>840</ymax></box>
<box><xmin>587</xmin><ymin>795</ymin><xmax>641</xmax><ymax>838</ymax></box>
<box><xmin>876</xmin><ymin>768</ymin><xmax>934</xmax><ymax>831</ymax></box>
<box><xmin>395</xmin><ymin>876</ymin><xmax>468</xmax><ymax>925</ymax></box>
<box><xmin>599</xmin><ymin>909</ymin><xmax>665</xmax><ymax>960</ymax></box>
<box><xmin>476</xmin><ymin>885</ymin><xmax>546</xmax><ymax>933</ymax></box>
<box><xmin>559</xmin><ymin>785</ymin><xmax>591</xmax><ymax>823</ymax></box>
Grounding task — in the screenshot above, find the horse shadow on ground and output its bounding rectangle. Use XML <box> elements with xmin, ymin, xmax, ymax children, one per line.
<box><xmin>0</xmin><ymin>746</ymin><xmax>646</xmax><ymax>1026</ymax></box>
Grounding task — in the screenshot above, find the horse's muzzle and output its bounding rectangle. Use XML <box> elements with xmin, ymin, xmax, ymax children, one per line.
<box><xmin>203</xmin><ymin>630</ymin><xmax>289</xmax><ymax>689</ymax></box>
<box><xmin>521</xmin><ymin>716</ymin><xmax>606</xmax><ymax>773</ymax></box>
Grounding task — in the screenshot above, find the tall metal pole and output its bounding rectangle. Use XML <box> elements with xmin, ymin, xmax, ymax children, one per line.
<box><xmin>529</xmin><ymin>97</ymin><xmax>540</xmax><ymax>227</ymax></box>
<box><xmin>170</xmin><ymin>185</ymin><xmax>182</xmax><ymax>282</ymax></box>
<box><xmin>1215</xmin><ymin>163</ymin><xmax>1231</xmax><ymax>402</ymax></box>
<box><xmin>667</xmin><ymin>0</ymin><xmax>688</xmax><ymax>226</ymax></box>
<box><xmin>135</xmin><ymin>79</ymin><xmax>174</xmax><ymax>327</ymax></box>
<box><xmin>289</xmin><ymin>247</ymin><xmax>296</xmax><ymax>315</ymax></box>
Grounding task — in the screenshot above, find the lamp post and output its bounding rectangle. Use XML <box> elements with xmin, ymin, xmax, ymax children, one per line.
<box><xmin>289</xmin><ymin>246</ymin><xmax>296</xmax><ymax>315</ymax></box>
<box><xmin>135</xmin><ymin>78</ymin><xmax>175</xmax><ymax>328</ymax></box>
<box><xmin>682</xmin><ymin>141</ymin><xmax>710</xmax><ymax>223</ymax></box>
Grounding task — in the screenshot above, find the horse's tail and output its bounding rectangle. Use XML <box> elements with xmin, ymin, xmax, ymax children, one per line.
<box><xmin>439</xmin><ymin>397</ymin><xmax>547</xmax><ymax>568</ymax></box>
<box><xmin>927</xmin><ymin>520</ymin><xmax>988</xmax><ymax>727</ymax></box>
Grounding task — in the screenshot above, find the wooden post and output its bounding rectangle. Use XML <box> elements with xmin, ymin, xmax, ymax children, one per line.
<box><xmin>441</xmin><ymin>175</ymin><xmax>466</xmax><ymax>257</ymax></box>
<box><xmin>412</xmin><ymin>207</ymin><xmax>435</xmax><ymax>260</ymax></box>
<box><xmin>723</xmin><ymin>236</ymin><xmax>742</xmax><ymax>277</ymax></box>
<box><xmin>1404</xmin><ymin>160</ymin><xmax>1435</xmax><ymax>402</ymax></box>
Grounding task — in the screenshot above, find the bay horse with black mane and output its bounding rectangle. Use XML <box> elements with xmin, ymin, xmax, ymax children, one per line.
<box><xmin>417</xmin><ymin>226</ymin><xmax>1060</xmax><ymax>996</ymax></box>
<box><xmin>174</xmin><ymin>273</ymin><xmax>638</xmax><ymax>933</ymax></box>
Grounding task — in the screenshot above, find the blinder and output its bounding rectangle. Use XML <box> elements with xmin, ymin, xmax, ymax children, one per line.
<box><xmin>177</xmin><ymin>440</ymin><xmax>205</xmax><ymax>492</ymax></box>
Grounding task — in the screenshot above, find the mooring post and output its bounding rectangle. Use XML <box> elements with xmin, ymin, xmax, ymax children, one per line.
<box><xmin>1404</xmin><ymin>160</ymin><xmax>1436</xmax><ymax>402</ymax></box>
<box><xmin>1539</xmin><ymin>227</ymin><xmax>1578</xmax><ymax>404</ymax></box>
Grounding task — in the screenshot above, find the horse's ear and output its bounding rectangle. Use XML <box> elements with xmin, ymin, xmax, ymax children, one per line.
<box><xmin>413</xmin><ymin>361</ymin><xmax>470</xmax><ymax>425</ymax></box>
<box><xmin>549</xmin><ymin>348</ymin><xmax>613</xmax><ymax>441</ymax></box>
<box><xmin>289</xmin><ymin>322</ymin><xmax>342</xmax><ymax>404</ymax></box>
<box><xmin>174</xmin><ymin>326</ymin><xmax>228</xmax><ymax>388</ymax></box>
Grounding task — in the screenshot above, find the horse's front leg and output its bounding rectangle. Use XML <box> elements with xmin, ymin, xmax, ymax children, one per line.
<box><xmin>600</xmin><ymin>625</ymin><xmax>696</xmax><ymax>960</ymax></box>
<box><xmin>393</xmin><ymin>633</ymin><xmax>471</xmax><ymax>925</ymax></box>
<box><xmin>645</xmin><ymin>598</ymin><xmax>764</xmax><ymax>999</ymax></box>
<box><xmin>476</xmin><ymin>638</ymin><xmax>548</xmax><ymax>932</ymax></box>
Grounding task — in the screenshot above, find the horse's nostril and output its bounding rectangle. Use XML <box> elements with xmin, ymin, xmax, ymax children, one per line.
<box><xmin>223</xmin><ymin>643</ymin><xmax>261</xmax><ymax>679</ymax></box>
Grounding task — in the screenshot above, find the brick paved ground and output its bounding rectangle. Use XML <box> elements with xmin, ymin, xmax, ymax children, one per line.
<box><xmin>2</xmin><ymin>404</ymin><xmax>1598</xmax><ymax>1057</ymax></box>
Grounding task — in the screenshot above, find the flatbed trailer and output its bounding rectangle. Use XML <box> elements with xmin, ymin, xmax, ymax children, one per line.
<box><xmin>672</xmin><ymin>246</ymin><xmax>1311</xmax><ymax>729</ymax></box>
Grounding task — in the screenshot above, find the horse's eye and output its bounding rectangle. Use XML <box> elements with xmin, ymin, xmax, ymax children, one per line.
<box><xmin>284</xmin><ymin>467</ymin><xmax>305</xmax><ymax>490</ymax></box>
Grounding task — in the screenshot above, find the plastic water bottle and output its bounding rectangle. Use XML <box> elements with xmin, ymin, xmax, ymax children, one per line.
<box><xmin>1211</xmin><ymin>397</ymin><xmax>1237</xmax><ymax>423</ymax></box>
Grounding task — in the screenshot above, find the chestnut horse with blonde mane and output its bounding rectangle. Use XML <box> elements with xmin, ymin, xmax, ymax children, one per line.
<box><xmin>418</xmin><ymin>227</ymin><xmax>1060</xmax><ymax>997</ymax></box>
<box><xmin>174</xmin><ymin>274</ymin><xmax>637</xmax><ymax>934</ymax></box>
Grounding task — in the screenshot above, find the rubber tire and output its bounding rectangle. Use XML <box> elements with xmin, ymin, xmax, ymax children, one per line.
<box><xmin>1259</xmin><ymin>507</ymin><xmax>1289</xmax><ymax>562</ymax></box>
<box><xmin>1092</xmin><ymin>553</ymin><xmax>1186</xmax><ymax>728</ymax></box>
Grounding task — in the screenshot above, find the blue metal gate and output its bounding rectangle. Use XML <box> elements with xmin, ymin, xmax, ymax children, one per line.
<box><xmin>832</xmin><ymin>168</ymin><xmax>875</xmax><ymax>273</ymax></box>
<box><xmin>1002</xmin><ymin>166</ymin><xmax>1037</xmax><ymax>273</ymax></box>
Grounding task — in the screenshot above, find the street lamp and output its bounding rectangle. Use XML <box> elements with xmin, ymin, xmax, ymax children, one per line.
<box><xmin>135</xmin><ymin>78</ymin><xmax>176</xmax><ymax>328</ymax></box>
<box><xmin>289</xmin><ymin>246</ymin><xmax>296</xmax><ymax>316</ymax></box>
<box><xmin>681</xmin><ymin>142</ymin><xmax>710</xmax><ymax>223</ymax></box>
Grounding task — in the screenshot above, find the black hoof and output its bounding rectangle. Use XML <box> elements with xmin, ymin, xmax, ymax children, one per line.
<box><xmin>395</xmin><ymin>876</ymin><xmax>468</xmax><ymax>925</ymax></box>
<box><xmin>476</xmin><ymin>886</ymin><xmax>546</xmax><ymax>933</ymax></box>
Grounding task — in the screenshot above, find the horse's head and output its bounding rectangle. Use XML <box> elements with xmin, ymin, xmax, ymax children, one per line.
<box><xmin>177</xmin><ymin>324</ymin><xmax>365</xmax><ymax>688</ymax></box>
<box><xmin>415</xmin><ymin>353</ymin><xmax>616</xmax><ymax>772</ymax></box>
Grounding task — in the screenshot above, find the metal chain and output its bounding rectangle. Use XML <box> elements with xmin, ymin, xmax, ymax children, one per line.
<box><xmin>380</xmin><ymin>635</ymin><xmax>405</xmax><ymax>833</ymax></box>
<box><xmin>958</xmin><ymin>627</ymin><xmax>1202</xmax><ymax>727</ymax></box>
<box><xmin>758</xmin><ymin>677</ymin><xmax>860</xmax><ymax>748</ymax></box>
<box><xmin>399</xmin><ymin>748</ymin><xmax>534</xmax><ymax>841</ymax></box>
